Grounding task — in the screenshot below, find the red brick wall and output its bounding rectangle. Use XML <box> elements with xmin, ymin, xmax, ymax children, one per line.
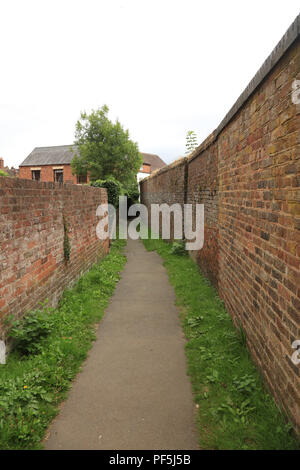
<box><xmin>141</xmin><ymin>158</ymin><xmax>187</xmax><ymax>238</ymax></box>
<box><xmin>140</xmin><ymin>34</ymin><xmax>300</xmax><ymax>434</ymax></box>
<box><xmin>217</xmin><ymin>37</ymin><xmax>300</xmax><ymax>434</ymax></box>
<box><xmin>187</xmin><ymin>134</ymin><xmax>219</xmax><ymax>287</ymax></box>
<box><xmin>0</xmin><ymin>177</ymin><xmax>109</xmax><ymax>338</ymax></box>
<box><xmin>19</xmin><ymin>164</ymin><xmax>89</xmax><ymax>184</ymax></box>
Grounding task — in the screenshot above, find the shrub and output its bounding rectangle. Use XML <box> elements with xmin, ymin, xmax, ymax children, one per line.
<box><xmin>0</xmin><ymin>169</ymin><xmax>8</xmax><ymax>177</ymax></box>
<box><xmin>170</xmin><ymin>240</ymin><xmax>187</xmax><ymax>256</ymax></box>
<box><xmin>91</xmin><ymin>177</ymin><xmax>123</xmax><ymax>208</ymax></box>
<box><xmin>9</xmin><ymin>308</ymin><xmax>54</xmax><ymax>355</ymax></box>
<box><xmin>123</xmin><ymin>180</ymin><xmax>140</xmax><ymax>206</ymax></box>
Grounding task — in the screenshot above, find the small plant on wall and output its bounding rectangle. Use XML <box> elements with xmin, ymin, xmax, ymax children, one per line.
<box><xmin>63</xmin><ymin>216</ymin><xmax>71</xmax><ymax>262</ymax></box>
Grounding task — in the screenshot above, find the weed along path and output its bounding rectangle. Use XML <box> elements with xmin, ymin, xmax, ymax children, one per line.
<box><xmin>44</xmin><ymin>239</ymin><xmax>199</xmax><ymax>450</ymax></box>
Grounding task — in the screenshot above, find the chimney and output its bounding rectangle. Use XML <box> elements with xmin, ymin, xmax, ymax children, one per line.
<box><xmin>0</xmin><ymin>158</ymin><xmax>4</xmax><ymax>170</ymax></box>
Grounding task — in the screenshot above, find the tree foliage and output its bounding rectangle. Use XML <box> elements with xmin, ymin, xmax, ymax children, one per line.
<box><xmin>71</xmin><ymin>105</ymin><xmax>142</xmax><ymax>187</ymax></box>
<box><xmin>123</xmin><ymin>179</ymin><xmax>140</xmax><ymax>206</ymax></box>
<box><xmin>91</xmin><ymin>176</ymin><xmax>139</xmax><ymax>208</ymax></box>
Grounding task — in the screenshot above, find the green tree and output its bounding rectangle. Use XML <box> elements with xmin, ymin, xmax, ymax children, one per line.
<box><xmin>185</xmin><ymin>130</ymin><xmax>198</xmax><ymax>154</ymax></box>
<box><xmin>71</xmin><ymin>105</ymin><xmax>142</xmax><ymax>187</ymax></box>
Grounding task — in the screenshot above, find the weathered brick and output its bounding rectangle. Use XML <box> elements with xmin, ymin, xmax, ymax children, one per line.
<box><xmin>140</xmin><ymin>35</ymin><xmax>300</xmax><ymax>435</ymax></box>
<box><xmin>0</xmin><ymin>178</ymin><xmax>109</xmax><ymax>337</ymax></box>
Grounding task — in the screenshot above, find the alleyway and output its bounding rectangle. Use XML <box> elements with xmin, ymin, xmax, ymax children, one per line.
<box><xmin>44</xmin><ymin>239</ymin><xmax>199</xmax><ymax>450</ymax></box>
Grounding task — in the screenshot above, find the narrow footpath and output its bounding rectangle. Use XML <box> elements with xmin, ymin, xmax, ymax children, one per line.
<box><xmin>44</xmin><ymin>239</ymin><xmax>199</xmax><ymax>450</ymax></box>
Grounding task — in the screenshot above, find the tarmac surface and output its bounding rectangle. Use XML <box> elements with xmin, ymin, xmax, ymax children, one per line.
<box><xmin>44</xmin><ymin>239</ymin><xmax>199</xmax><ymax>450</ymax></box>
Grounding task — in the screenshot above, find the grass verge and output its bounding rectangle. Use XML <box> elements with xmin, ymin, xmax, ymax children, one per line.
<box><xmin>0</xmin><ymin>239</ymin><xmax>127</xmax><ymax>450</ymax></box>
<box><xmin>142</xmin><ymin>236</ymin><xmax>299</xmax><ymax>450</ymax></box>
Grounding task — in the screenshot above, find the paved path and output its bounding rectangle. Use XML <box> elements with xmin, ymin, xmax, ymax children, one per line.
<box><xmin>44</xmin><ymin>239</ymin><xmax>199</xmax><ymax>450</ymax></box>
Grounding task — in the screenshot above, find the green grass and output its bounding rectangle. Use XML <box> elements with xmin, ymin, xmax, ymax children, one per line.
<box><xmin>142</xmin><ymin>236</ymin><xmax>299</xmax><ymax>450</ymax></box>
<box><xmin>0</xmin><ymin>239</ymin><xmax>127</xmax><ymax>450</ymax></box>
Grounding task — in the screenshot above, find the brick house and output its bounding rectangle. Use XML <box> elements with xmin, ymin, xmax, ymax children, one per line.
<box><xmin>19</xmin><ymin>145</ymin><xmax>166</xmax><ymax>184</ymax></box>
<box><xmin>19</xmin><ymin>145</ymin><xmax>85</xmax><ymax>184</ymax></box>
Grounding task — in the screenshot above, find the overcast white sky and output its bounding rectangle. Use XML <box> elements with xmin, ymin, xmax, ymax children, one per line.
<box><xmin>0</xmin><ymin>0</ymin><xmax>299</xmax><ymax>168</ymax></box>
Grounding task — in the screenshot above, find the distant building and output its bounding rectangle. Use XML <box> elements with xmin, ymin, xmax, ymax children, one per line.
<box><xmin>0</xmin><ymin>157</ymin><xmax>19</xmax><ymax>177</ymax></box>
<box><xmin>137</xmin><ymin>152</ymin><xmax>166</xmax><ymax>183</ymax></box>
<box><xmin>19</xmin><ymin>145</ymin><xmax>166</xmax><ymax>184</ymax></box>
<box><xmin>19</xmin><ymin>145</ymin><xmax>84</xmax><ymax>184</ymax></box>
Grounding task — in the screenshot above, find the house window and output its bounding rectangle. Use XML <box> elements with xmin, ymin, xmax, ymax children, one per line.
<box><xmin>31</xmin><ymin>170</ymin><xmax>41</xmax><ymax>181</ymax></box>
<box><xmin>77</xmin><ymin>174</ymin><xmax>87</xmax><ymax>184</ymax></box>
<box><xmin>54</xmin><ymin>169</ymin><xmax>64</xmax><ymax>183</ymax></box>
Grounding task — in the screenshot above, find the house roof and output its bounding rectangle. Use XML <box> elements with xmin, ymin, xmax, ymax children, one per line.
<box><xmin>20</xmin><ymin>145</ymin><xmax>77</xmax><ymax>167</ymax></box>
<box><xmin>20</xmin><ymin>146</ymin><xmax>166</xmax><ymax>171</ymax></box>
<box><xmin>140</xmin><ymin>152</ymin><xmax>166</xmax><ymax>171</ymax></box>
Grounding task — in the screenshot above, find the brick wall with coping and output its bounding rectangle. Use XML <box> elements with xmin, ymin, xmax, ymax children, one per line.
<box><xmin>187</xmin><ymin>133</ymin><xmax>219</xmax><ymax>287</ymax></box>
<box><xmin>0</xmin><ymin>177</ymin><xmax>109</xmax><ymax>339</ymax></box>
<box><xmin>217</xmin><ymin>35</ymin><xmax>300</xmax><ymax>434</ymax></box>
<box><xmin>140</xmin><ymin>19</ymin><xmax>300</xmax><ymax>434</ymax></box>
<box><xmin>140</xmin><ymin>158</ymin><xmax>187</xmax><ymax>238</ymax></box>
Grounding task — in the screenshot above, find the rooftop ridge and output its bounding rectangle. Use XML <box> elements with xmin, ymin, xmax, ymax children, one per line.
<box><xmin>33</xmin><ymin>144</ymin><xmax>76</xmax><ymax>150</ymax></box>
